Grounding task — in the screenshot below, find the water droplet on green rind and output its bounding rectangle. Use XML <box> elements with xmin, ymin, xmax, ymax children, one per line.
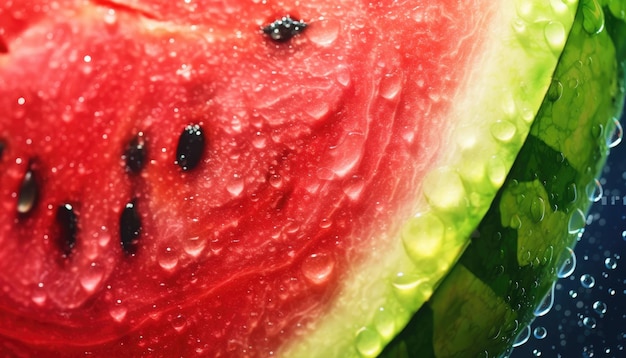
<box><xmin>401</xmin><ymin>215</ymin><xmax>445</xmax><ymax>265</ymax></box>
<box><xmin>355</xmin><ymin>328</ymin><xmax>382</xmax><ymax>357</ymax></box>
<box><xmin>545</xmin><ymin>21</ymin><xmax>567</xmax><ymax>51</ymax></box>
<box><xmin>547</xmin><ymin>79</ymin><xmax>564</xmax><ymax>101</ymax></box>
<box><xmin>581</xmin><ymin>0</ymin><xmax>605</xmax><ymax>34</ymax></box>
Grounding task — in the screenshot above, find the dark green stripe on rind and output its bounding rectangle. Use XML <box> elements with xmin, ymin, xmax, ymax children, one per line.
<box><xmin>380</xmin><ymin>1</ymin><xmax>626</xmax><ymax>357</ymax></box>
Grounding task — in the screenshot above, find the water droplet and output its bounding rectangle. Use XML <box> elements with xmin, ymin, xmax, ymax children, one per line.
<box><xmin>592</xmin><ymin>300</ymin><xmax>607</xmax><ymax>315</ymax></box>
<box><xmin>31</xmin><ymin>283</ymin><xmax>47</xmax><ymax>306</ymax></box>
<box><xmin>510</xmin><ymin>214</ymin><xmax>523</xmax><ymax>229</ymax></box>
<box><xmin>591</xmin><ymin>123</ymin><xmax>604</xmax><ymax>139</ymax></box>
<box><xmin>158</xmin><ymin>247</ymin><xmax>179</xmax><ymax>271</ymax></box>
<box><xmin>252</xmin><ymin>131</ymin><xmax>267</xmax><ymax>149</ymax></box>
<box><xmin>585</xmin><ymin>179</ymin><xmax>603</xmax><ymax>202</ymax></box>
<box><xmin>533</xmin><ymin>326</ymin><xmax>547</xmax><ymax>339</ymax></box>
<box><xmin>98</xmin><ymin>226</ymin><xmax>111</xmax><ymax>247</ymax></box>
<box><xmin>582</xmin><ymin>316</ymin><xmax>597</xmax><ymax>329</ymax></box>
<box><xmin>512</xmin><ymin>325</ymin><xmax>531</xmax><ymax>347</ymax></box>
<box><xmin>80</xmin><ymin>262</ymin><xmax>104</xmax><ymax>293</ymax></box>
<box><xmin>391</xmin><ymin>272</ymin><xmax>429</xmax><ymax>306</ymax></box>
<box><xmin>355</xmin><ymin>327</ymin><xmax>382</xmax><ymax>357</ymax></box>
<box><xmin>305</xmin><ymin>101</ymin><xmax>330</xmax><ymax>121</ymax></box>
<box><xmin>607</xmin><ymin>117</ymin><xmax>623</xmax><ymax>148</ymax></box>
<box><xmin>226</xmin><ymin>173</ymin><xmax>244</xmax><ymax>197</ymax></box>
<box><xmin>373</xmin><ymin>307</ymin><xmax>395</xmax><ymax>339</ymax></box>
<box><xmin>566</xmin><ymin>182</ymin><xmax>577</xmax><ymax>202</ymax></box>
<box><xmin>512</xmin><ymin>18</ymin><xmax>527</xmax><ymax>34</ymax></box>
<box><xmin>569</xmin><ymin>289</ymin><xmax>578</xmax><ymax>298</ymax></box>
<box><xmin>325</xmin><ymin>131</ymin><xmax>364</xmax><ymax>178</ymax></box>
<box><xmin>402</xmin><ymin>214</ymin><xmax>444</xmax><ymax>263</ymax></box>
<box><xmin>306</xmin><ymin>18</ymin><xmax>340</xmax><ymax>46</ymax></box>
<box><xmin>544</xmin><ymin>21</ymin><xmax>566</xmax><ymax>51</ymax></box>
<box><xmin>547</xmin><ymin>79</ymin><xmax>564</xmax><ymax>101</ymax></box>
<box><xmin>604</xmin><ymin>257</ymin><xmax>617</xmax><ymax>270</ymax></box>
<box><xmin>316</xmin><ymin>167</ymin><xmax>335</xmax><ymax>181</ymax></box>
<box><xmin>422</xmin><ymin>168</ymin><xmax>467</xmax><ymax>212</ymax></box>
<box><xmin>487</xmin><ymin>156</ymin><xmax>507</xmax><ymax>187</ymax></box>
<box><xmin>268</xmin><ymin>174</ymin><xmax>283</xmax><ymax>188</ymax></box>
<box><xmin>301</xmin><ymin>253</ymin><xmax>334</xmax><ymax>285</ymax></box>
<box><xmin>534</xmin><ymin>283</ymin><xmax>555</xmax><ymax>316</ymax></box>
<box><xmin>530</xmin><ymin>196</ymin><xmax>545</xmax><ymax>222</ymax></box>
<box><xmin>103</xmin><ymin>9</ymin><xmax>117</xmax><ymax>25</ymax></box>
<box><xmin>109</xmin><ymin>304</ymin><xmax>128</xmax><ymax>323</ymax></box>
<box><xmin>582</xmin><ymin>345</ymin><xmax>595</xmax><ymax>357</ymax></box>
<box><xmin>183</xmin><ymin>236</ymin><xmax>206</xmax><ymax>257</ymax></box>
<box><xmin>580</xmin><ymin>274</ymin><xmax>596</xmax><ymax>288</ymax></box>
<box><xmin>608</xmin><ymin>288</ymin><xmax>616</xmax><ymax>295</ymax></box>
<box><xmin>567</xmin><ymin>209</ymin><xmax>586</xmax><ymax>235</ymax></box>
<box><xmin>490</xmin><ymin>120</ymin><xmax>517</xmax><ymax>142</ymax></box>
<box><xmin>170</xmin><ymin>314</ymin><xmax>187</xmax><ymax>333</ymax></box>
<box><xmin>379</xmin><ymin>71</ymin><xmax>402</xmax><ymax>100</ymax></box>
<box><xmin>336</xmin><ymin>66</ymin><xmax>351</xmax><ymax>87</ymax></box>
<box><xmin>319</xmin><ymin>218</ymin><xmax>332</xmax><ymax>229</ymax></box>
<box><xmin>342</xmin><ymin>175</ymin><xmax>365</xmax><ymax>201</ymax></box>
<box><xmin>581</xmin><ymin>0</ymin><xmax>605</xmax><ymax>34</ymax></box>
<box><xmin>558</xmin><ymin>247</ymin><xmax>577</xmax><ymax>278</ymax></box>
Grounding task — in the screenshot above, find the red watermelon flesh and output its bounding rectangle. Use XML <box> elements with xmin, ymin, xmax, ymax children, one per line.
<box><xmin>0</xmin><ymin>0</ymin><xmax>527</xmax><ymax>356</ymax></box>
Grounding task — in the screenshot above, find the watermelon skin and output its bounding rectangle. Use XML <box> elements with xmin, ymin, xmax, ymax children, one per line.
<box><xmin>381</xmin><ymin>1</ymin><xmax>626</xmax><ymax>356</ymax></box>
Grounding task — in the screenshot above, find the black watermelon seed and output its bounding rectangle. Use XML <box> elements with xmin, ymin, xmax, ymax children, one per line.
<box><xmin>263</xmin><ymin>16</ymin><xmax>307</xmax><ymax>42</ymax></box>
<box><xmin>123</xmin><ymin>132</ymin><xmax>147</xmax><ymax>174</ymax></box>
<box><xmin>120</xmin><ymin>200</ymin><xmax>141</xmax><ymax>255</ymax></box>
<box><xmin>56</xmin><ymin>203</ymin><xmax>78</xmax><ymax>257</ymax></box>
<box><xmin>0</xmin><ymin>140</ymin><xmax>5</xmax><ymax>160</ymax></box>
<box><xmin>176</xmin><ymin>124</ymin><xmax>205</xmax><ymax>171</ymax></box>
<box><xmin>17</xmin><ymin>164</ymin><xmax>38</xmax><ymax>215</ymax></box>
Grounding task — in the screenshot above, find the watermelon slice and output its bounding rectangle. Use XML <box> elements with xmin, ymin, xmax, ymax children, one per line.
<box><xmin>0</xmin><ymin>0</ymin><xmax>624</xmax><ymax>356</ymax></box>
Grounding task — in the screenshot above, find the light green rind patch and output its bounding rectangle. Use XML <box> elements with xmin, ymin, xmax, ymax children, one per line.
<box><xmin>280</xmin><ymin>1</ymin><xmax>578</xmax><ymax>357</ymax></box>
<box><xmin>498</xmin><ymin>180</ymin><xmax>567</xmax><ymax>267</ymax></box>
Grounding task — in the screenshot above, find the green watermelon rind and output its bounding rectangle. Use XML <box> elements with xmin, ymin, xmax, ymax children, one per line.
<box><xmin>381</xmin><ymin>0</ymin><xmax>626</xmax><ymax>357</ymax></box>
<box><xmin>280</xmin><ymin>1</ymin><xmax>583</xmax><ymax>357</ymax></box>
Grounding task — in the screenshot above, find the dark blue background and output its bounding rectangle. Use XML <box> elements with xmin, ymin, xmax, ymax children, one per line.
<box><xmin>511</xmin><ymin>108</ymin><xmax>626</xmax><ymax>357</ymax></box>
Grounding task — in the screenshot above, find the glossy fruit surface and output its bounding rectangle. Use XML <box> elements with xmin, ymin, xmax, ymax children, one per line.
<box><xmin>0</xmin><ymin>0</ymin><xmax>624</xmax><ymax>357</ymax></box>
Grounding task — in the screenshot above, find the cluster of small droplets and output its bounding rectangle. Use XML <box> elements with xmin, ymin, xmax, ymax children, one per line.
<box><xmin>510</xmin><ymin>111</ymin><xmax>626</xmax><ymax>357</ymax></box>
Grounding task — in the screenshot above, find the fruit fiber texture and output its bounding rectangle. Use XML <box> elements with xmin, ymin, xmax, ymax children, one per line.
<box><xmin>0</xmin><ymin>0</ymin><xmax>624</xmax><ymax>357</ymax></box>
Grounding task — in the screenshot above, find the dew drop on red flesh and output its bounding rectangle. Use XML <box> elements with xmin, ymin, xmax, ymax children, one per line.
<box><xmin>175</xmin><ymin>124</ymin><xmax>205</xmax><ymax>171</ymax></box>
<box><xmin>123</xmin><ymin>132</ymin><xmax>146</xmax><ymax>174</ymax></box>
<box><xmin>262</xmin><ymin>16</ymin><xmax>307</xmax><ymax>42</ymax></box>
<box><xmin>56</xmin><ymin>203</ymin><xmax>78</xmax><ymax>257</ymax></box>
<box><xmin>17</xmin><ymin>162</ymin><xmax>38</xmax><ymax>215</ymax></box>
<box><xmin>120</xmin><ymin>200</ymin><xmax>141</xmax><ymax>255</ymax></box>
